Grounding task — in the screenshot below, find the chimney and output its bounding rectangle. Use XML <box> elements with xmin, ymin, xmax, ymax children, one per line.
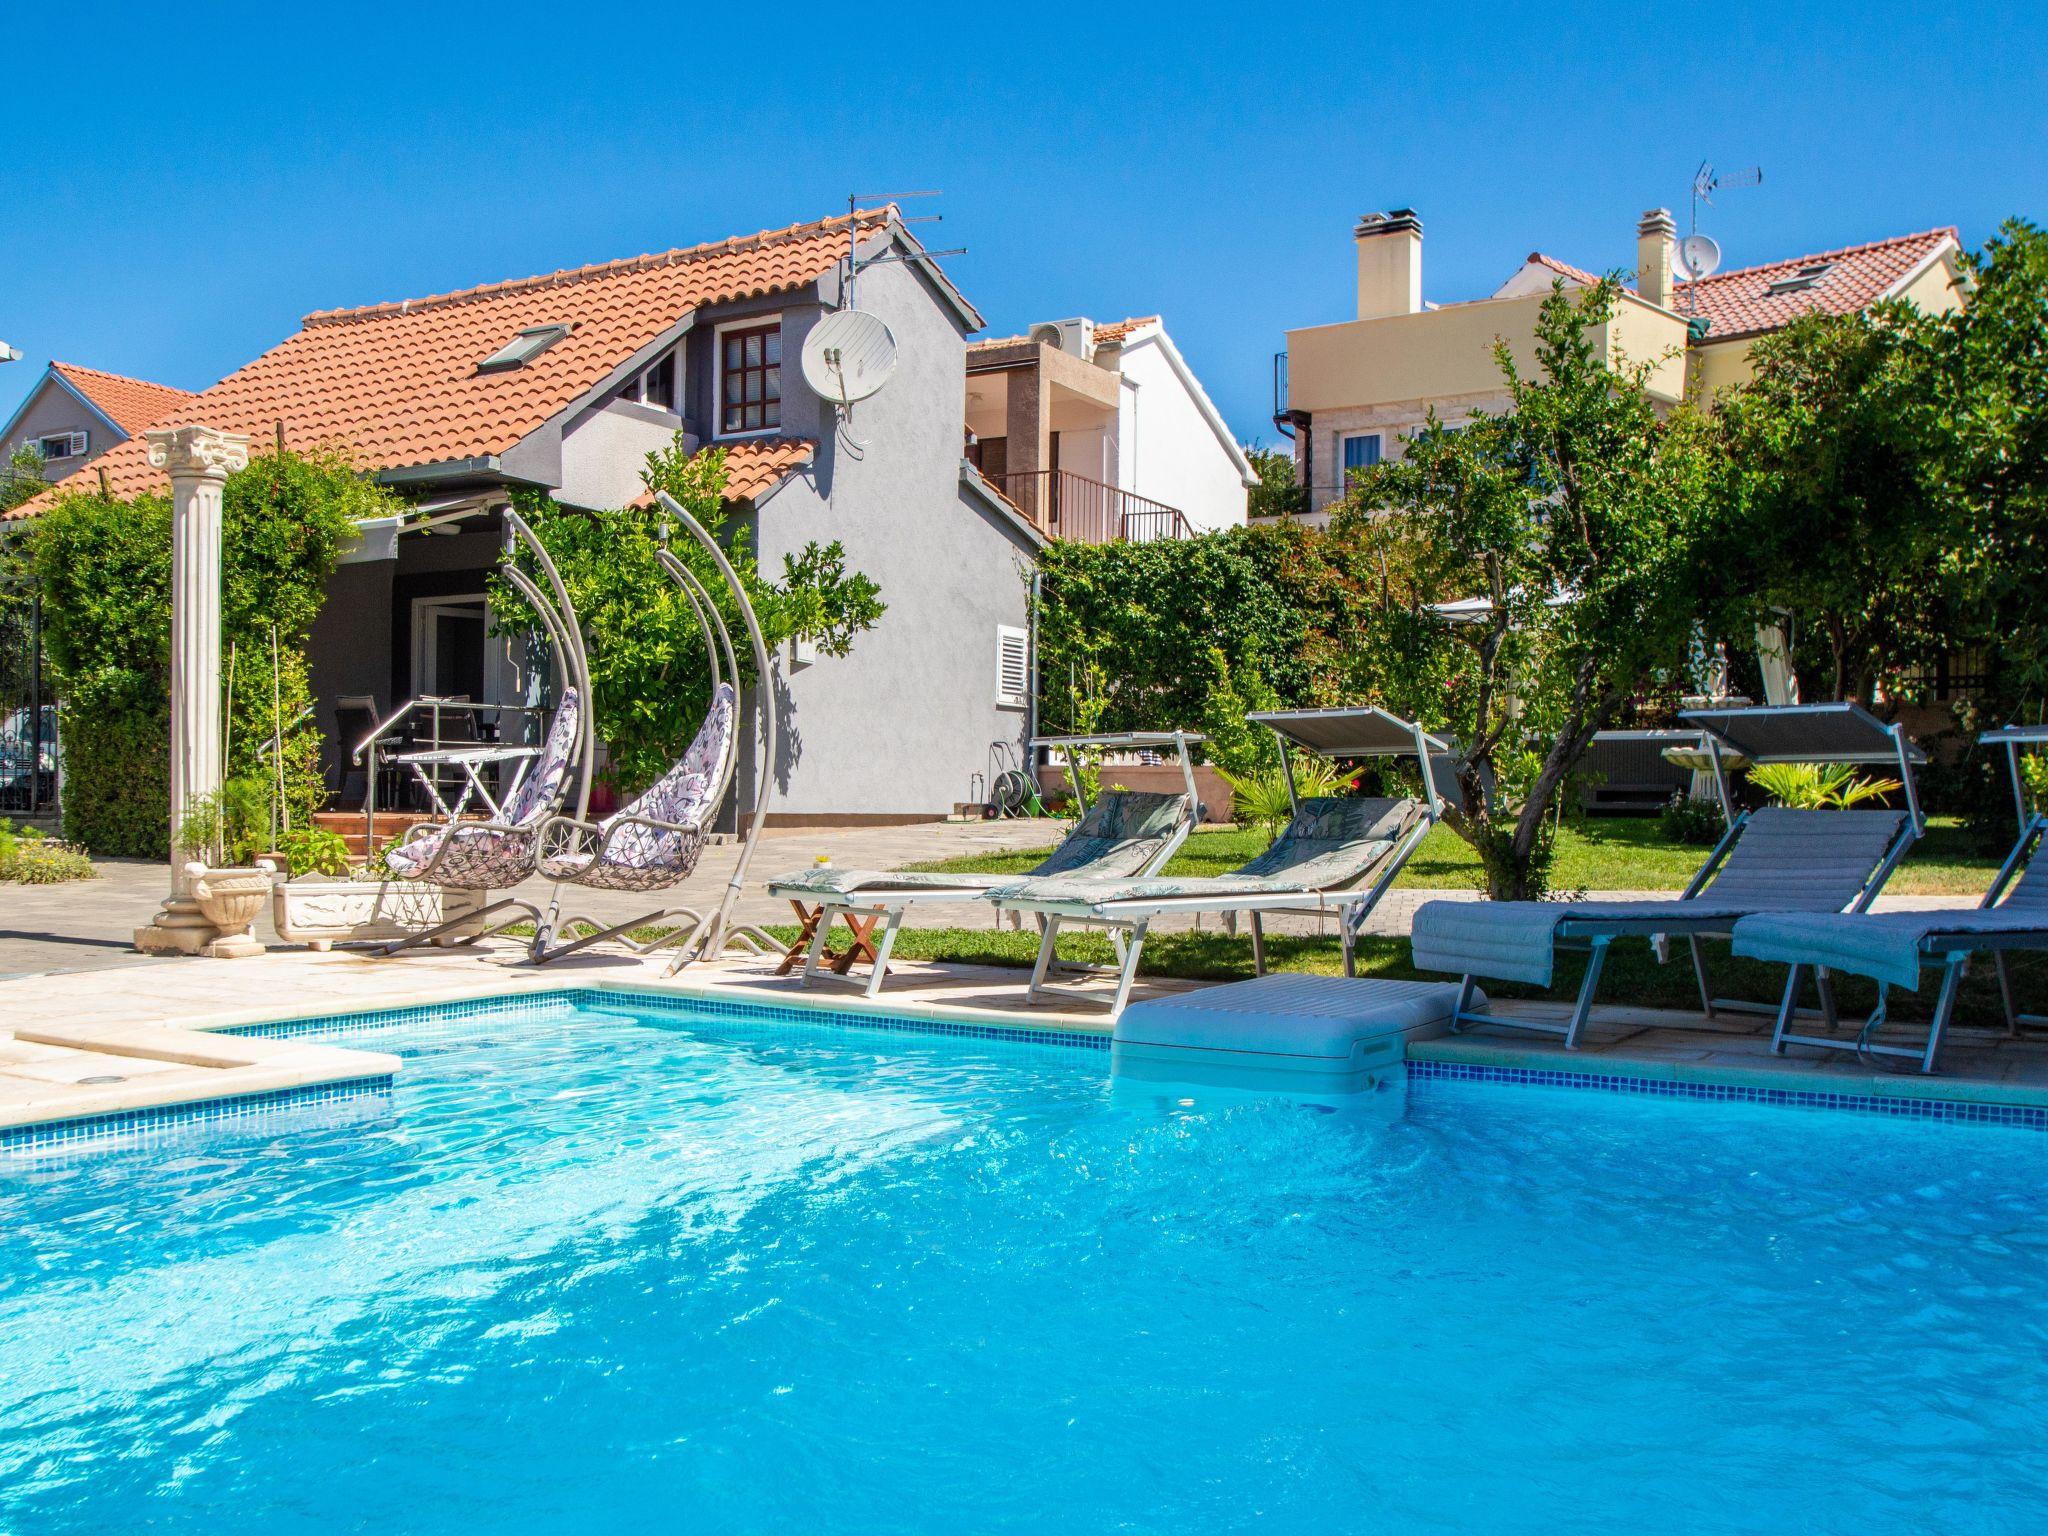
<box><xmin>1354</xmin><ymin>209</ymin><xmax>1423</xmax><ymax>320</ymax></box>
<box><xmin>1637</xmin><ymin>208</ymin><xmax>1677</xmax><ymax>309</ymax></box>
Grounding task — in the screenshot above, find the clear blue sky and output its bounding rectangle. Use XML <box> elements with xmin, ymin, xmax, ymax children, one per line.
<box><xmin>3</xmin><ymin>1</ymin><xmax>2042</xmax><ymax>447</ymax></box>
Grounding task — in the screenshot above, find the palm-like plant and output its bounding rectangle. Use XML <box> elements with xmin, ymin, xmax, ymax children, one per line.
<box><xmin>1747</xmin><ymin>761</ymin><xmax>1901</xmax><ymax>809</ymax></box>
<box><xmin>1217</xmin><ymin>755</ymin><xmax>1355</xmax><ymax>839</ymax></box>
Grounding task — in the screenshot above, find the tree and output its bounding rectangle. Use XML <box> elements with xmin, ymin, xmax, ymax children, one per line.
<box><xmin>1925</xmin><ymin>219</ymin><xmax>2048</xmax><ymax>718</ymax></box>
<box><xmin>1343</xmin><ymin>279</ymin><xmax>1719</xmax><ymax>899</ymax></box>
<box><xmin>1708</xmin><ymin>307</ymin><xmax>1956</xmax><ymax>703</ymax></box>
<box><xmin>1243</xmin><ymin>442</ymin><xmax>1306</xmax><ymax>521</ymax></box>
<box><xmin>0</xmin><ymin>443</ymin><xmax>45</xmax><ymax>513</ymax></box>
<box><xmin>29</xmin><ymin>450</ymin><xmax>372</xmax><ymax>854</ymax></box>
<box><xmin>495</xmin><ymin>436</ymin><xmax>884</xmax><ymax>793</ymax></box>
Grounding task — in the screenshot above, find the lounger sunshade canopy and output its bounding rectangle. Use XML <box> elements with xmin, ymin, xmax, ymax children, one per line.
<box><xmin>1247</xmin><ymin>707</ymin><xmax>1450</xmax><ymax>759</ymax></box>
<box><xmin>1679</xmin><ymin>702</ymin><xmax>1928</xmax><ymax>766</ymax></box>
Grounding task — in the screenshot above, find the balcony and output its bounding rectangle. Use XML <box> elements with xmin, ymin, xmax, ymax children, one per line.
<box><xmin>993</xmin><ymin>469</ymin><xmax>1194</xmax><ymax>544</ymax></box>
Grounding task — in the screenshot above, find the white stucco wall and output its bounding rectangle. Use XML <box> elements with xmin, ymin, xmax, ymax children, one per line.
<box><xmin>558</xmin><ymin>397</ymin><xmax>689</xmax><ymax>510</ymax></box>
<box><xmin>1113</xmin><ymin>333</ymin><xmax>1249</xmax><ymax>532</ymax></box>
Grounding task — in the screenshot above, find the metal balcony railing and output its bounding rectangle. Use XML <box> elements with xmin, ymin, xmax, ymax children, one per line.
<box><xmin>993</xmin><ymin>470</ymin><xmax>1194</xmax><ymax>544</ymax></box>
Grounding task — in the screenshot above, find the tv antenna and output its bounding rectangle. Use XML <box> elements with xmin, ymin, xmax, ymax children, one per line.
<box><xmin>817</xmin><ymin>191</ymin><xmax>965</xmax><ymax>455</ymax></box>
<box><xmin>842</xmin><ymin>190</ymin><xmax>966</xmax><ymax>310</ymax></box>
<box><xmin>1682</xmin><ymin>162</ymin><xmax>1761</xmax><ymax>314</ymax></box>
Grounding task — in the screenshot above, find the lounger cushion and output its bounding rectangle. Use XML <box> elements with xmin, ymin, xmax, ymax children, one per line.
<box><xmin>1409</xmin><ymin>806</ymin><xmax>1911</xmax><ymax>987</ymax></box>
<box><xmin>767</xmin><ymin>789</ymin><xmax>1193</xmax><ymax>903</ymax></box>
<box><xmin>1732</xmin><ymin>906</ymin><xmax>2048</xmax><ymax>991</ymax></box>
<box><xmin>1030</xmin><ymin>790</ymin><xmax>1190</xmax><ymax>879</ymax></box>
<box><xmin>769</xmin><ymin>868</ymin><xmax>1011</xmax><ymax>898</ymax></box>
<box><xmin>1234</xmin><ymin>796</ymin><xmax>1415</xmax><ymax>887</ymax></box>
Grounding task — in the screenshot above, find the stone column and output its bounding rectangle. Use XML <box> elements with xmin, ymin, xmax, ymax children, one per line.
<box><xmin>135</xmin><ymin>425</ymin><xmax>251</xmax><ymax>955</ymax></box>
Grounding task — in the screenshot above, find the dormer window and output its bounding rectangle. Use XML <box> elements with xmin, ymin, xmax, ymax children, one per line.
<box><xmin>478</xmin><ymin>323</ymin><xmax>572</xmax><ymax>373</ymax></box>
<box><xmin>619</xmin><ymin>351</ymin><xmax>676</xmax><ymax>412</ymax></box>
<box><xmin>716</xmin><ymin>319</ymin><xmax>782</xmax><ymax>436</ymax></box>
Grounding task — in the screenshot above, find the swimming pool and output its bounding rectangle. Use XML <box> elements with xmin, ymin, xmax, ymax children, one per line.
<box><xmin>3</xmin><ymin>993</ymin><xmax>2045</xmax><ymax>1533</ymax></box>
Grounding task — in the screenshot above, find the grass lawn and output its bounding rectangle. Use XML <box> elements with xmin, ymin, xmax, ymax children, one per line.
<box><xmin>907</xmin><ymin>815</ymin><xmax>2004</xmax><ymax>896</ymax></box>
<box><xmin>725</xmin><ymin>920</ymin><xmax>2046</xmax><ymax>1027</ymax></box>
<box><xmin>572</xmin><ymin>813</ymin><xmax>2031</xmax><ymax>1033</ymax></box>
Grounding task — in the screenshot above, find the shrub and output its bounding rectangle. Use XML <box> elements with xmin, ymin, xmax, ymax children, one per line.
<box><xmin>0</xmin><ymin>820</ymin><xmax>97</xmax><ymax>883</ymax></box>
<box><xmin>493</xmin><ymin>439</ymin><xmax>884</xmax><ymax>794</ymax></box>
<box><xmin>1658</xmin><ymin>793</ymin><xmax>1727</xmax><ymax>846</ymax></box>
<box><xmin>277</xmin><ymin>824</ymin><xmax>352</xmax><ymax>877</ymax></box>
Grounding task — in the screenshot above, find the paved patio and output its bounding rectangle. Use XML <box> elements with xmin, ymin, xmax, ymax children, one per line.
<box><xmin>6</xmin><ymin>817</ymin><xmax>2036</xmax><ymax>1140</ymax></box>
<box><xmin>0</xmin><ymin>819</ymin><xmax>1064</xmax><ymax>980</ymax></box>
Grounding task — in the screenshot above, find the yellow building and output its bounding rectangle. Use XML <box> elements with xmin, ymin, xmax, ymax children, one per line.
<box><xmin>1279</xmin><ymin>209</ymin><xmax>1968</xmax><ymax>515</ymax></box>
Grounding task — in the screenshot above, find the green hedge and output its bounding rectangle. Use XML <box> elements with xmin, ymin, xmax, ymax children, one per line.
<box><xmin>26</xmin><ymin>451</ymin><xmax>388</xmax><ymax>857</ymax></box>
<box><xmin>1034</xmin><ymin>522</ymin><xmax>1383</xmax><ymax>740</ymax></box>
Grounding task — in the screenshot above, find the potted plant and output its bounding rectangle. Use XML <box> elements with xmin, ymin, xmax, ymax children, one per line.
<box><xmin>264</xmin><ymin>822</ymin><xmax>487</xmax><ymax>951</ymax></box>
<box><xmin>174</xmin><ymin>781</ymin><xmax>274</xmax><ymax>958</ymax></box>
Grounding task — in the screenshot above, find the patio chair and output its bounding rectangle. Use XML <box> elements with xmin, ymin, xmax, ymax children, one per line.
<box><xmin>369</xmin><ymin>508</ymin><xmax>595</xmax><ymax>956</ymax></box>
<box><xmin>1411</xmin><ymin>703</ymin><xmax>1925</xmax><ymax>1049</ymax></box>
<box><xmin>991</xmin><ymin>706</ymin><xmax>1451</xmax><ymax>1018</ymax></box>
<box><xmin>523</xmin><ymin>682</ymin><xmax>737</xmax><ymax>964</ymax></box>
<box><xmin>996</xmin><ymin>797</ymin><xmax>1426</xmax><ymax>1019</ymax></box>
<box><xmin>370</xmin><ymin>686</ymin><xmax>585</xmax><ymax>951</ymax></box>
<box><xmin>1731</xmin><ymin>724</ymin><xmax>2048</xmax><ymax>1073</ymax></box>
<box><xmin>765</xmin><ymin>746</ymin><xmax>1199</xmax><ymax>999</ymax></box>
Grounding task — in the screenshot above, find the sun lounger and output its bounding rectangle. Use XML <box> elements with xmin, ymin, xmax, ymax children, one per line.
<box><xmin>764</xmin><ymin>764</ymin><xmax>1198</xmax><ymax>997</ymax></box>
<box><xmin>1412</xmin><ymin>703</ymin><xmax>1925</xmax><ymax>1048</ymax></box>
<box><xmin>1730</xmin><ymin>725</ymin><xmax>2048</xmax><ymax>1072</ymax></box>
<box><xmin>991</xmin><ymin>706</ymin><xmax>1451</xmax><ymax>1017</ymax></box>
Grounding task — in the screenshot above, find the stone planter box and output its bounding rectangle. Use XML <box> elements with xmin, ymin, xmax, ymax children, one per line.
<box><xmin>269</xmin><ymin>876</ymin><xmax>487</xmax><ymax>951</ymax></box>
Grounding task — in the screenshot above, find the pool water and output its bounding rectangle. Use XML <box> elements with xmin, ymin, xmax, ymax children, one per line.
<box><xmin>3</xmin><ymin>997</ymin><xmax>2046</xmax><ymax>1535</ymax></box>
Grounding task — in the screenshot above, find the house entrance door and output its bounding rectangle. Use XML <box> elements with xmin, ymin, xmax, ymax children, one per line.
<box><xmin>411</xmin><ymin>596</ymin><xmax>487</xmax><ymax>703</ymax></box>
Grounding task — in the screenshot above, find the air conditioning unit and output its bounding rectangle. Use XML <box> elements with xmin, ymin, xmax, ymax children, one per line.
<box><xmin>1028</xmin><ymin>317</ymin><xmax>1095</xmax><ymax>362</ymax></box>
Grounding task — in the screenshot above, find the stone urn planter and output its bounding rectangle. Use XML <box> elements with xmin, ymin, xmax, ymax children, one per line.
<box><xmin>186</xmin><ymin>862</ymin><xmax>272</xmax><ymax>958</ymax></box>
<box><xmin>268</xmin><ymin>873</ymin><xmax>487</xmax><ymax>951</ymax></box>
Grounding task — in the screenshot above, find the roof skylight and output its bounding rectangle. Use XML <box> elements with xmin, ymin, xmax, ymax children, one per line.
<box><xmin>478</xmin><ymin>324</ymin><xmax>572</xmax><ymax>372</ymax></box>
<box><xmin>1763</xmin><ymin>263</ymin><xmax>1835</xmax><ymax>296</ymax></box>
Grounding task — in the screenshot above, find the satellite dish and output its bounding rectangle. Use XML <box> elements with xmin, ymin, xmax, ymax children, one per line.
<box><xmin>1678</xmin><ymin>232</ymin><xmax>1722</xmax><ymax>281</ymax></box>
<box><xmin>801</xmin><ymin>309</ymin><xmax>897</xmax><ymax>407</ymax></box>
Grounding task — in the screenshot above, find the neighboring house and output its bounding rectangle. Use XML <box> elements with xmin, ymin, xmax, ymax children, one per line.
<box><xmin>1277</xmin><ymin>209</ymin><xmax>1967</xmax><ymax>517</ymax></box>
<box><xmin>10</xmin><ymin>208</ymin><xmax>1046</xmax><ymax>824</ymax></box>
<box><xmin>0</xmin><ymin>361</ymin><xmax>195</xmax><ymax>482</ymax></box>
<box><xmin>965</xmin><ymin>315</ymin><xmax>1254</xmax><ymax>539</ymax></box>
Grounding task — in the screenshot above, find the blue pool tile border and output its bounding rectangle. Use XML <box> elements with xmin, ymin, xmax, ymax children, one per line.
<box><xmin>0</xmin><ymin>1076</ymin><xmax>394</xmax><ymax>1156</ymax></box>
<box><xmin>1407</xmin><ymin>1059</ymin><xmax>2048</xmax><ymax>1132</ymax></box>
<box><xmin>227</xmin><ymin>986</ymin><xmax>1113</xmax><ymax>1053</ymax></box>
<box><xmin>606</xmin><ymin>986</ymin><xmax>1113</xmax><ymax>1052</ymax></box>
<box><xmin>20</xmin><ymin>984</ymin><xmax>2038</xmax><ymax>1151</ymax></box>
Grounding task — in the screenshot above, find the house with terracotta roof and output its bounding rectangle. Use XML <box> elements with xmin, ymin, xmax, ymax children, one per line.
<box><xmin>965</xmin><ymin>315</ymin><xmax>1255</xmax><ymax>537</ymax></box>
<box><xmin>0</xmin><ymin>361</ymin><xmax>196</xmax><ymax>483</ymax></box>
<box><xmin>11</xmin><ymin>208</ymin><xmax>1052</xmax><ymax>823</ymax></box>
<box><xmin>1276</xmin><ymin>209</ymin><xmax>1968</xmax><ymax>515</ymax></box>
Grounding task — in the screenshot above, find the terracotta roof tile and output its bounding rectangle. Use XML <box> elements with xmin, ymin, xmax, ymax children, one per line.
<box><xmin>46</xmin><ymin>362</ymin><xmax>196</xmax><ymax>436</ymax></box>
<box><xmin>1672</xmin><ymin>227</ymin><xmax>1959</xmax><ymax>340</ymax></box>
<box><xmin>628</xmin><ymin>437</ymin><xmax>816</xmax><ymax>506</ymax></box>
<box><xmin>1089</xmin><ymin>315</ymin><xmax>1160</xmax><ymax>347</ymax></box>
<box><xmin>10</xmin><ymin>209</ymin><xmax>895</xmax><ymax>520</ymax></box>
<box><xmin>966</xmin><ymin>314</ymin><xmax>1159</xmax><ymax>354</ymax></box>
<box><xmin>1520</xmin><ymin>229</ymin><xmax>1959</xmax><ymax>341</ymax></box>
<box><xmin>1524</xmin><ymin>253</ymin><xmax>1606</xmax><ymax>287</ymax></box>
